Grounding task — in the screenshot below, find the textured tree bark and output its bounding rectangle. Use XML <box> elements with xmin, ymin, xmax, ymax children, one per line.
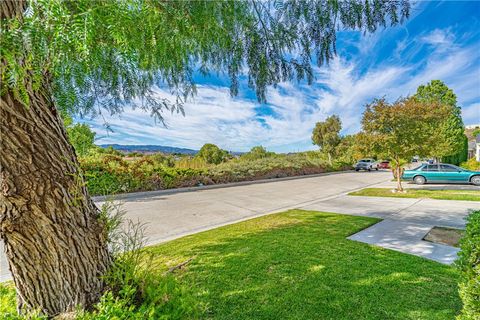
<box><xmin>393</xmin><ymin>157</ymin><xmax>404</xmax><ymax>192</ymax></box>
<box><xmin>0</xmin><ymin>87</ymin><xmax>111</xmax><ymax>316</ymax></box>
<box><xmin>1</xmin><ymin>1</ymin><xmax>110</xmax><ymax>315</ymax></box>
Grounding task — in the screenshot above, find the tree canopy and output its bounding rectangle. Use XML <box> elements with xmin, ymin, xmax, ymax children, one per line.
<box><xmin>414</xmin><ymin>80</ymin><xmax>467</xmax><ymax>164</ymax></box>
<box><xmin>312</xmin><ymin>115</ymin><xmax>342</xmax><ymax>163</ymax></box>
<box><xmin>62</xmin><ymin>113</ymin><xmax>96</xmax><ymax>156</ymax></box>
<box><xmin>359</xmin><ymin>97</ymin><xmax>450</xmax><ymax>190</ymax></box>
<box><xmin>2</xmin><ymin>0</ymin><xmax>410</xmax><ymax>120</ymax></box>
<box><xmin>196</xmin><ymin>143</ymin><xmax>230</xmax><ymax>165</ymax></box>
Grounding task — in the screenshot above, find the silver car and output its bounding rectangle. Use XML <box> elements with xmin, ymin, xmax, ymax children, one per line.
<box><xmin>354</xmin><ymin>158</ymin><xmax>379</xmax><ymax>171</ymax></box>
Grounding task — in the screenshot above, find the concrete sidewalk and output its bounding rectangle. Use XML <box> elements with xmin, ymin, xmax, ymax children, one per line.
<box><xmin>302</xmin><ymin>195</ymin><xmax>479</xmax><ymax>264</ymax></box>
<box><xmin>348</xmin><ymin>220</ymin><xmax>460</xmax><ymax>264</ymax></box>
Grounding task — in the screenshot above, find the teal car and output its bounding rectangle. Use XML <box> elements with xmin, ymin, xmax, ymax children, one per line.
<box><xmin>402</xmin><ymin>163</ymin><xmax>480</xmax><ymax>186</ymax></box>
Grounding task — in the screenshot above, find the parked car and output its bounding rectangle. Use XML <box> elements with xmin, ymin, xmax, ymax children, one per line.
<box><xmin>378</xmin><ymin>160</ymin><xmax>390</xmax><ymax>169</ymax></box>
<box><xmin>354</xmin><ymin>159</ymin><xmax>379</xmax><ymax>171</ymax></box>
<box><xmin>402</xmin><ymin>163</ymin><xmax>480</xmax><ymax>186</ymax></box>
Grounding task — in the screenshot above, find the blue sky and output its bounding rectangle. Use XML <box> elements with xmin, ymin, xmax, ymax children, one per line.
<box><xmin>86</xmin><ymin>1</ymin><xmax>480</xmax><ymax>153</ymax></box>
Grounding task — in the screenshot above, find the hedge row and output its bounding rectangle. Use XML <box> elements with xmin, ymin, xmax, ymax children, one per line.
<box><xmin>80</xmin><ymin>153</ymin><xmax>350</xmax><ymax>196</ymax></box>
<box><xmin>456</xmin><ymin>210</ymin><xmax>480</xmax><ymax>319</ymax></box>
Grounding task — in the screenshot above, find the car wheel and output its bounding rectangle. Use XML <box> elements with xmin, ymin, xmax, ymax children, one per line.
<box><xmin>375</xmin><ymin>167</ymin><xmax>378</xmax><ymax>171</ymax></box>
<box><xmin>471</xmin><ymin>175</ymin><xmax>480</xmax><ymax>186</ymax></box>
<box><xmin>368</xmin><ymin>168</ymin><xmax>371</xmax><ymax>172</ymax></box>
<box><xmin>414</xmin><ymin>175</ymin><xmax>426</xmax><ymax>185</ymax></box>
<box><xmin>355</xmin><ymin>169</ymin><xmax>359</xmax><ymax>172</ymax></box>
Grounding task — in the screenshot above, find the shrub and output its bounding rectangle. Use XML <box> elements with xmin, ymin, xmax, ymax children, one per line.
<box><xmin>175</xmin><ymin>156</ymin><xmax>209</xmax><ymax>169</ymax></box>
<box><xmin>93</xmin><ymin>146</ymin><xmax>125</xmax><ymax>157</ymax></box>
<box><xmin>145</xmin><ymin>153</ymin><xmax>175</xmax><ymax>167</ymax></box>
<box><xmin>461</xmin><ymin>158</ymin><xmax>480</xmax><ymax>171</ymax></box>
<box><xmin>456</xmin><ymin>210</ymin><xmax>480</xmax><ymax>319</ymax></box>
<box><xmin>0</xmin><ymin>283</ymin><xmax>45</xmax><ymax>319</ymax></box>
<box><xmin>209</xmin><ymin>153</ymin><xmax>331</xmax><ymax>183</ymax></box>
<box><xmin>240</xmin><ymin>146</ymin><xmax>275</xmax><ymax>161</ymax></box>
<box><xmin>196</xmin><ymin>143</ymin><xmax>230</xmax><ymax>164</ymax></box>
<box><xmin>80</xmin><ymin>154</ymin><xmax>208</xmax><ymax>195</ymax></box>
<box><xmin>78</xmin><ymin>151</ymin><xmax>349</xmax><ymax>196</ymax></box>
<box><xmin>126</xmin><ymin>152</ymin><xmax>144</xmax><ymax>158</ymax></box>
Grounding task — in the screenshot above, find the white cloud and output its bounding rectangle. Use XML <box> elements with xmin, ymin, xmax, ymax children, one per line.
<box><xmin>462</xmin><ymin>103</ymin><xmax>480</xmax><ymax>125</ymax></box>
<box><xmin>421</xmin><ymin>29</ymin><xmax>455</xmax><ymax>47</ymax></box>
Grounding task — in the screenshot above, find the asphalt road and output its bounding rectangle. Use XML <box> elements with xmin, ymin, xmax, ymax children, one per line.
<box><xmin>1</xmin><ymin>170</ymin><xmax>479</xmax><ymax>281</ymax></box>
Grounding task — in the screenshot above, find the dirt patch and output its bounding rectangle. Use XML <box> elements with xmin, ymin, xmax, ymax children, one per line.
<box><xmin>423</xmin><ymin>226</ymin><xmax>464</xmax><ymax>248</ymax></box>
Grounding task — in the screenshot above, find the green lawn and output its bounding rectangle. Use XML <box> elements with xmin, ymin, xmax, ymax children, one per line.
<box><xmin>349</xmin><ymin>187</ymin><xmax>480</xmax><ymax>201</ymax></box>
<box><xmin>1</xmin><ymin>210</ymin><xmax>461</xmax><ymax>319</ymax></box>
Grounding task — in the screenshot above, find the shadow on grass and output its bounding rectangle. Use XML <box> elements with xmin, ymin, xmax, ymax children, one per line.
<box><xmin>146</xmin><ymin>210</ymin><xmax>461</xmax><ymax>320</ymax></box>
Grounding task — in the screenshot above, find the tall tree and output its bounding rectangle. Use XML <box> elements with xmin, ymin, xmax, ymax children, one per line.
<box><xmin>360</xmin><ymin>98</ymin><xmax>450</xmax><ymax>191</ymax></box>
<box><xmin>312</xmin><ymin>115</ymin><xmax>342</xmax><ymax>164</ymax></box>
<box><xmin>414</xmin><ymin>80</ymin><xmax>467</xmax><ymax>164</ymax></box>
<box><xmin>62</xmin><ymin>113</ymin><xmax>96</xmax><ymax>156</ymax></box>
<box><xmin>0</xmin><ymin>0</ymin><xmax>410</xmax><ymax>315</ymax></box>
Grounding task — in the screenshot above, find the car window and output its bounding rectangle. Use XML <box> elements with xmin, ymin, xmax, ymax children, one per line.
<box><xmin>440</xmin><ymin>164</ymin><xmax>459</xmax><ymax>172</ymax></box>
<box><xmin>422</xmin><ymin>164</ymin><xmax>439</xmax><ymax>171</ymax></box>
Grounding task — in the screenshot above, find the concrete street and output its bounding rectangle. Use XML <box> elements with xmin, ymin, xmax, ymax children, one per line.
<box><xmin>1</xmin><ymin>170</ymin><xmax>479</xmax><ymax>281</ymax></box>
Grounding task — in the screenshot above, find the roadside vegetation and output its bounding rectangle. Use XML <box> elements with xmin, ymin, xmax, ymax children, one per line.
<box><xmin>461</xmin><ymin>158</ymin><xmax>480</xmax><ymax>171</ymax></box>
<box><xmin>0</xmin><ymin>210</ymin><xmax>461</xmax><ymax>319</ymax></box>
<box><xmin>349</xmin><ymin>188</ymin><xmax>480</xmax><ymax>202</ymax></box>
<box><xmin>80</xmin><ymin>146</ymin><xmax>350</xmax><ymax>196</ymax></box>
<box><xmin>456</xmin><ymin>210</ymin><xmax>480</xmax><ymax>319</ymax></box>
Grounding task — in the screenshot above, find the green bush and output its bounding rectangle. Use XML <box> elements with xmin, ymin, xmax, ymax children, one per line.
<box><xmin>461</xmin><ymin>158</ymin><xmax>480</xmax><ymax>171</ymax></box>
<box><xmin>80</xmin><ymin>154</ymin><xmax>207</xmax><ymax>195</ymax></box>
<box><xmin>210</xmin><ymin>152</ymin><xmax>333</xmax><ymax>183</ymax></box>
<box><xmin>93</xmin><ymin>146</ymin><xmax>125</xmax><ymax>157</ymax></box>
<box><xmin>77</xmin><ymin>276</ymin><xmax>199</xmax><ymax>320</ymax></box>
<box><xmin>175</xmin><ymin>156</ymin><xmax>209</xmax><ymax>169</ymax></box>
<box><xmin>443</xmin><ymin>135</ymin><xmax>468</xmax><ymax>166</ymax></box>
<box><xmin>77</xmin><ymin>151</ymin><xmax>350</xmax><ymax>196</ymax></box>
<box><xmin>456</xmin><ymin>210</ymin><xmax>480</xmax><ymax>319</ymax></box>
<box><xmin>0</xmin><ymin>283</ymin><xmax>46</xmax><ymax>319</ymax></box>
<box><xmin>196</xmin><ymin>143</ymin><xmax>230</xmax><ymax>164</ymax></box>
<box><xmin>240</xmin><ymin>146</ymin><xmax>275</xmax><ymax>161</ymax></box>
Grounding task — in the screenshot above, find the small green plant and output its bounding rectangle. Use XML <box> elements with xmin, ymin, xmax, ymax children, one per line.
<box><xmin>461</xmin><ymin>158</ymin><xmax>480</xmax><ymax>171</ymax></box>
<box><xmin>456</xmin><ymin>210</ymin><xmax>480</xmax><ymax>319</ymax></box>
<box><xmin>0</xmin><ymin>283</ymin><xmax>45</xmax><ymax>319</ymax></box>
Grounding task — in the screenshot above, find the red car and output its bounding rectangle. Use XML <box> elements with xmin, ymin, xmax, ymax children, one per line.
<box><xmin>378</xmin><ymin>161</ymin><xmax>390</xmax><ymax>169</ymax></box>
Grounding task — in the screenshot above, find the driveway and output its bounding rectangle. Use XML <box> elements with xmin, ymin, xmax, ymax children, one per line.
<box><xmin>1</xmin><ymin>170</ymin><xmax>479</xmax><ymax>281</ymax></box>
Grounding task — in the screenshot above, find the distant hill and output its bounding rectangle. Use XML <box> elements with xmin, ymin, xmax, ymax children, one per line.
<box><xmin>100</xmin><ymin>144</ymin><xmax>244</xmax><ymax>156</ymax></box>
<box><xmin>100</xmin><ymin>144</ymin><xmax>198</xmax><ymax>155</ymax></box>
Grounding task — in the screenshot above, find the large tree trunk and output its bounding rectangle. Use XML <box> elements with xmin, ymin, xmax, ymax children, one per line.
<box><xmin>1</xmin><ymin>1</ymin><xmax>111</xmax><ymax>316</ymax></box>
<box><xmin>0</xmin><ymin>89</ymin><xmax>111</xmax><ymax>315</ymax></box>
